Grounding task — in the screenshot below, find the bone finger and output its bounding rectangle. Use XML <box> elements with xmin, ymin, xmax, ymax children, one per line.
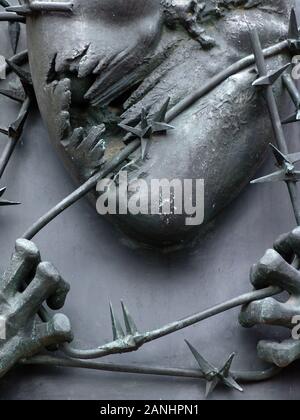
<box><xmin>46</xmin><ymin>276</ymin><xmax>70</xmax><ymax>310</ymax></box>
<box><xmin>258</xmin><ymin>338</ymin><xmax>300</xmax><ymax>367</ymax></box>
<box><xmin>18</xmin><ymin>262</ymin><xmax>62</xmax><ymax>319</ymax></box>
<box><xmin>35</xmin><ymin>314</ymin><xmax>73</xmax><ymax>348</ymax></box>
<box><xmin>1</xmin><ymin>239</ymin><xmax>40</xmax><ymax>296</ymax></box>
<box><xmin>274</xmin><ymin>227</ymin><xmax>300</xmax><ymax>262</ymax></box>
<box><xmin>250</xmin><ymin>249</ymin><xmax>300</xmax><ymax>294</ymax></box>
<box><xmin>239</xmin><ymin>298</ymin><xmax>298</xmax><ymax>329</ymax></box>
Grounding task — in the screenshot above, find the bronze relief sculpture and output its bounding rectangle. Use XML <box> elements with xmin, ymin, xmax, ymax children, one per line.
<box><xmin>25</xmin><ymin>0</ymin><xmax>292</xmax><ymax>245</ymax></box>
<box><xmin>0</xmin><ymin>0</ymin><xmax>300</xmax><ymax>399</ymax></box>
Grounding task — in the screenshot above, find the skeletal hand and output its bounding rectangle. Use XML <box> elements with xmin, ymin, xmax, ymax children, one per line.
<box><xmin>239</xmin><ymin>227</ymin><xmax>300</xmax><ymax>367</ymax></box>
<box><xmin>0</xmin><ymin>239</ymin><xmax>73</xmax><ymax>378</ymax></box>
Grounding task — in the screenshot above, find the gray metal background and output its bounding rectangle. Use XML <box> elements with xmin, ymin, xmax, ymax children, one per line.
<box><xmin>0</xmin><ymin>1</ymin><xmax>300</xmax><ymax>401</ymax></box>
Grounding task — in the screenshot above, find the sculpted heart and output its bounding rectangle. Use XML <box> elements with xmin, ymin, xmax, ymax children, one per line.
<box><xmin>26</xmin><ymin>0</ymin><xmax>292</xmax><ymax>247</ymax></box>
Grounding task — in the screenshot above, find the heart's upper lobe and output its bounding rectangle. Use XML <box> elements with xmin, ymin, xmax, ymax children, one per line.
<box><xmin>26</xmin><ymin>1</ymin><xmax>292</xmax><ymax>247</ymax></box>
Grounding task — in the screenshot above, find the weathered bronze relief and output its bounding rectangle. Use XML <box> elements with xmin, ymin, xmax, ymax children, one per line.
<box><xmin>0</xmin><ymin>0</ymin><xmax>300</xmax><ymax>399</ymax></box>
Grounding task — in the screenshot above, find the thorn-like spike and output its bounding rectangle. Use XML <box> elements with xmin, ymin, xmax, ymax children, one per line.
<box><xmin>0</xmin><ymin>186</ymin><xmax>6</xmax><ymax>197</ymax></box>
<box><xmin>153</xmin><ymin>97</ymin><xmax>171</xmax><ymax>122</ymax></box>
<box><xmin>218</xmin><ymin>353</ymin><xmax>243</xmax><ymax>393</ymax></box>
<box><xmin>269</xmin><ymin>143</ymin><xmax>290</xmax><ymax>166</ymax></box>
<box><xmin>9</xmin><ymin>107</ymin><xmax>29</xmax><ymax>138</ymax></box>
<box><xmin>0</xmin><ymin>126</ymin><xmax>9</xmax><ymax>136</ymax></box>
<box><xmin>118</xmin><ymin>123</ymin><xmax>143</xmax><ymax>139</ymax></box>
<box><xmin>109</xmin><ymin>302</ymin><xmax>125</xmax><ymax>340</ymax></box>
<box><xmin>186</xmin><ymin>341</ymin><xmax>242</xmax><ymax>397</ymax></box>
<box><xmin>5</xmin><ymin>59</ymin><xmax>32</xmax><ymax>87</ymax></box>
<box><xmin>251</xmin><ymin>170</ymin><xmax>287</xmax><ymax>184</ymax></box>
<box><xmin>121</xmin><ymin>301</ymin><xmax>138</xmax><ymax>335</ymax></box>
<box><xmin>282</xmin><ymin>73</ymin><xmax>300</xmax><ymax>108</ymax></box>
<box><xmin>0</xmin><ymin>199</ymin><xmax>21</xmax><ymax>206</ymax></box>
<box><xmin>222</xmin><ymin>376</ymin><xmax>244</xmax><ymax>393</ymax></box>
<box><xmin>282</xmin><ymin>109</ymin><xmax>300</xmax><ymax>124</ymax></box>
<box><xmin>185</xmin><ymin>340</ymin><xmax>215</xmax><ymax>377</ymax></box>
<box><xmin>8</xmin><ymin>21</ymin><xmax>20</xmax><ymax>55</ymax></box>
<box><xmin>151</xmin><ymin>98</ymin><xmax>175</xmax><ymax>133</ymax></box>
<box><xmin>142</xmin><ymin>126</ymin><xmax>152</xmax><ymax>139</ymax></box>
<box><xmin>120</xmin><ymin>102</ymin><xmax>173</xmax><ymax>154</ymax></box>
<box><xmin>140</xmin><ymin>108</ymin><xmax>148</xmax><ymax>130</ymax></box>
<box><xmin>220</xmin><ymin>353</ymin><xmax>235</xmax><ymax>377</ymax></box>
<box><xmin>288</xmin><ymin>8</ymin><xmax>300</xmax><ymax>51</ymax></box>
<box><xmin>109</xmin><ymin>302</ymin><xmax>117</xmax><ymax>340</ymax></box>
<box><xmin>151</xmin><ymin>122</ymin><xmax>175</xmax><ymax>133</ymax></box>
<box><xmin>0</xmin><ymin>186</ymin><xmax>20</xmax><ymax>206</ymax></box>
<box><xmin>252</xmin><ymin>63</ymin><xmax>291</xmax><ymax>87</ymax></box>
<box><xmin>205</xmin><ymin>377</ymin><xmax>219</xmax><ymax>399</ymax></box>
<box><xmin>289</xmin><ymin>8</ymin><xmax>299</xmax><ymax>40</ymax></box>
<box><xmin>251</xmin><ymin>170</ymin><xmax>300</xmax><ymax>184</ymax></box>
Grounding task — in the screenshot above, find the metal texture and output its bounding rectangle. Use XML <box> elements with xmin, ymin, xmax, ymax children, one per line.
<box><xmin>0</xmin><ymin>239</ymin><xmax>72</xmax><ymax>378</ymax></box>
<box><xmin>239</xmin><ymin>26</ymin><xmax>300</xmax><ymax>369</ymax></box>
<box><xmin>185</xmin><ymin>342</ymin><xmax>243</xmax><ymax>398</ymax></box>
<box><xmin>24</xmin><ymin>0</ymin><xmax>292</xmax><ymax>246</ymax></box>
<box><xmin>0</xmin><ymin>0</ymin><xmax>300</xmax><ymax>401</ymax></box>
<box><xmin>0</xmin><ymin>186</ymin><xmax>19</xmax><ymax>206</ymax></box>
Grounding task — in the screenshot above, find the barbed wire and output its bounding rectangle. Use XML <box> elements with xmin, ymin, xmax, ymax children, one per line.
<box><xmin>0</xmin><ymin>1</ymin><xmax>299</xmax><ymax>398</ymax></box>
